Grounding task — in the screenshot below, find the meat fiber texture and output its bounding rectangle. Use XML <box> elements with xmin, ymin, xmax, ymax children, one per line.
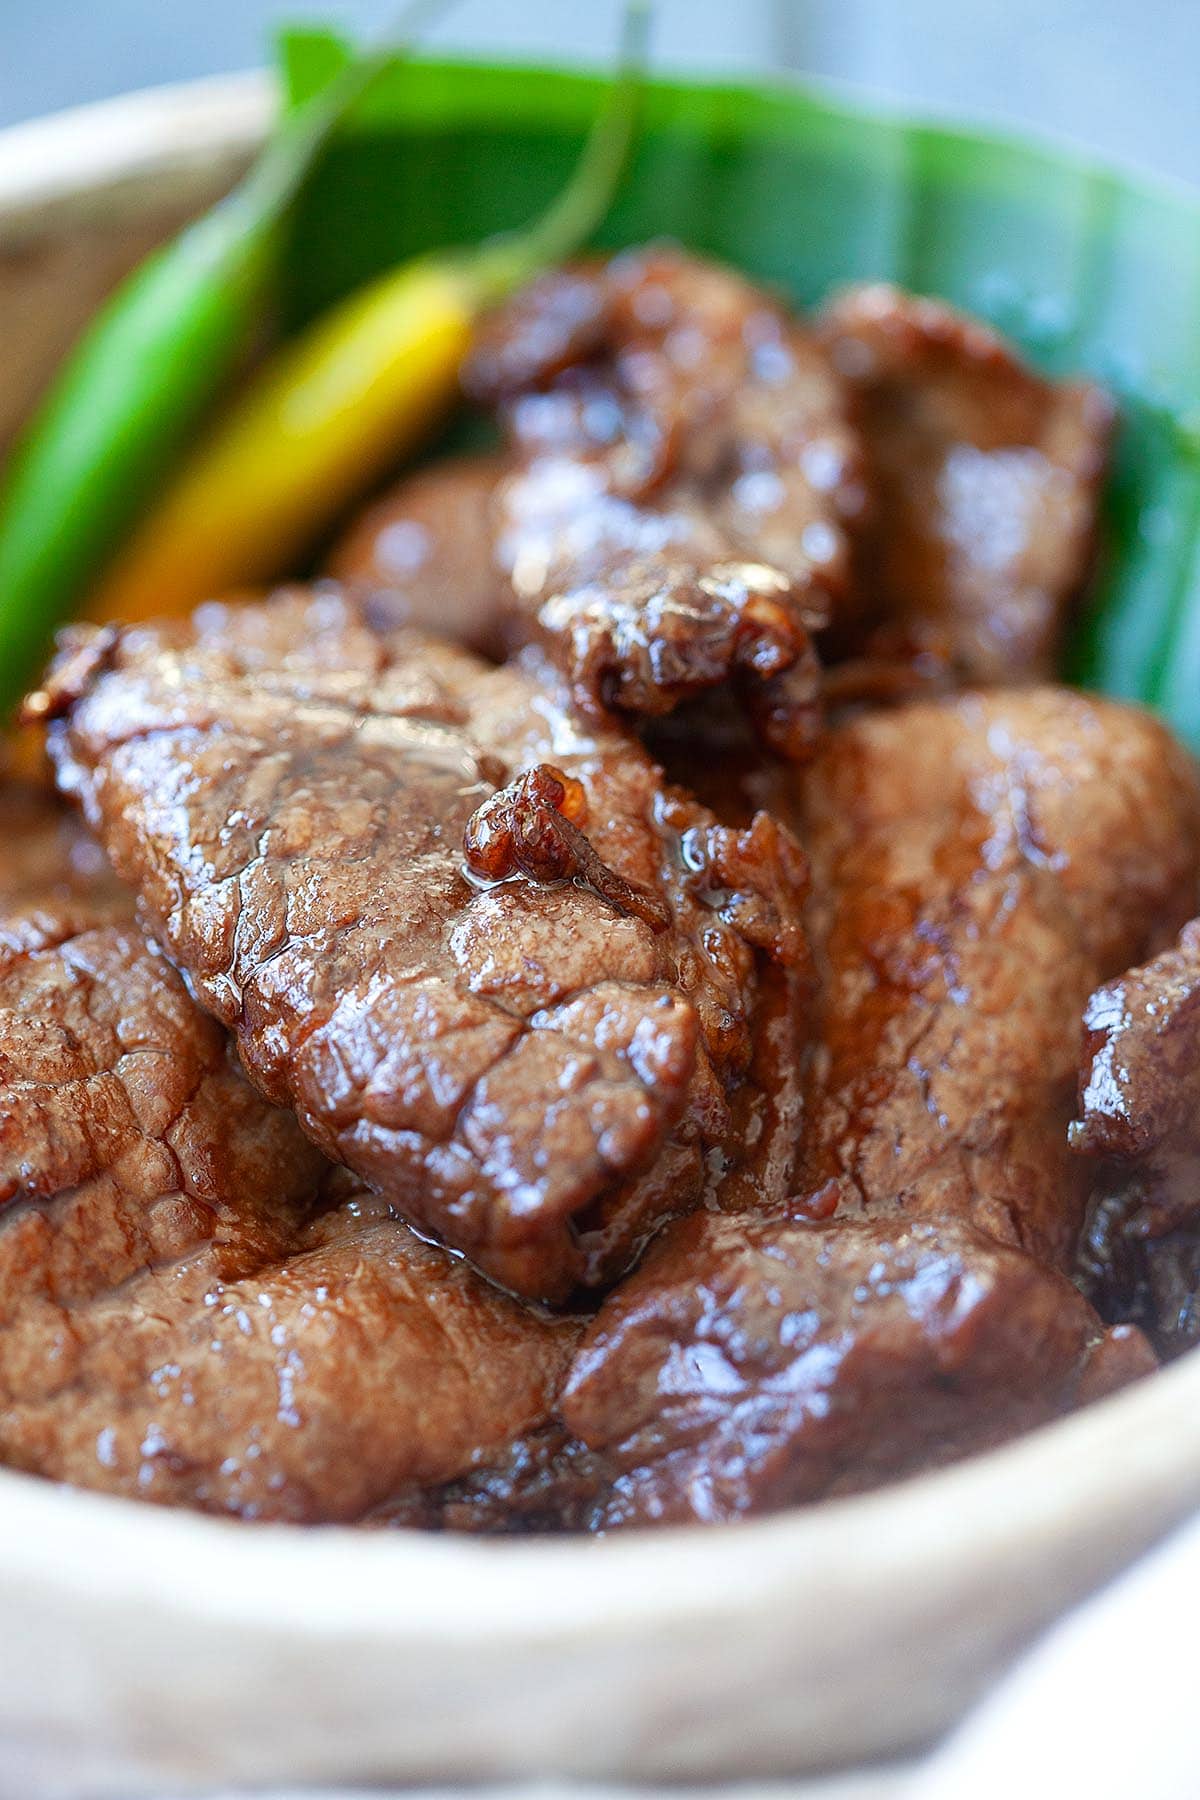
<box><xmin>820</xmin><ymin>283</ymin><xmax>1114</xmax><ymax>683</ymax></box>
<box><xmin>1073</xmin><ymin>919</ymin><xmax>1200</xmax><ymax>1356</ymax></box>
<box><xmin>462</xmin><ymin>246</ymin><xmax>865</xmax><ymax>755</ymax></box>
<box><xmin>516</xmin><ymin>691</ymin><xmax>1200</xmax><ymax>1526</ymax></box>
<box><xmin>0</xmin><ymin>785</ymin><xmax>575</xmax><ymax>1521</ymax></box>
<box><xmin>39</xmin><ymin>589</ymin><xmax>807</xmax><ymax>1303</ymax></box>
<box><xmin>333</xmin><ymin>264</ymin><xmax>1114</xmax><ymax>744</ymax></box>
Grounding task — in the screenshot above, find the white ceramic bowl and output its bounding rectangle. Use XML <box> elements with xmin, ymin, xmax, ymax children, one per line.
<box><xmin>2</xmin><ymin>75</ymin><xmax>1200</xmax><ymax>1799</ymax></box>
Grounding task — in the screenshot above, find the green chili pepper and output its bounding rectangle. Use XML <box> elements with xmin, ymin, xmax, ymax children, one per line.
<box><xmin>86</xmin><ymin>3</ymin><xmax>649</xmax><ymax>626</ymax></box>
<box><xmin>0</xmin><ymin>0</ymin><xmax>445</xmax><ymax>716</ymax></box>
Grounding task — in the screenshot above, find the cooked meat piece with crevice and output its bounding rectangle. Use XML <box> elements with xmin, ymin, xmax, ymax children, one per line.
<box><xmin>820</xmin><ymin>283</ymin><xmax>1114</xmax><ymax>682</ymax></box>
<box><xmin>0</xmin><ymin>790</ymin><xmax>322</xmax><ymax>1277</ymax></box>
<box><xmin>2</xmin><ymin>1184</ymin><xmax>579</xmax><ymax>1523</ymax></box>
<box><xmin>1072</xmin><ymin>919</ymin><xmax>1200</xmax><ymax>1357</ymax></box>
<box><xmin>366</xmin><ymin>1422</ymin><xmax>607</xmax><ymax>1534</ymax></box>
<box><xmin>556</xmin><ymin>1208</ymin><xmax>1152</xmax><ymax>1527</ymax></box>
<box><xmin>383</xmin><ymin>1207</ymin><xmax>1150</xmax><ymax>1535</ymax></box>
<box><xmin>0</xmin><ymin>788</ymin><xmax>578</xmax><ymax>1520</ymax></box>
<box><xmin>549</xmin><ymin>689</ymin><xmax>1197</xmax><ymax>1525</ymax></box>
<box><xmin>38</xmin><ymin>589</ymin><xmax>808</xmax><ymax>1302</ymax></box>
<box><xmin>798</xmin><ymin>690</ymin><xmax>1200</xmax><ymax>1262</ymax></box>
<box><xmin>327</xmin><ymin>452</ymin><xmax>511</xmax><ymax>660</ymax></box>
<box><xmin>462</xmin><ymin>246</ymin><xmax>867</xmax><ymax>755</ymax></box>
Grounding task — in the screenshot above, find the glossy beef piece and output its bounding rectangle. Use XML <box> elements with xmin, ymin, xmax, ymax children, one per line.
<box><xmin>466</xmin><ymin>247</ymin><xmax>867</xmax><ymax>756</ymax></box>
<box><xmin>798</xmin><ymin>690</ymin><xmax>1200</xmax><ymax>1267</ymax></box>
<box><xmin>326</xmin><ymin>452</ymin><xmax>510</xmax><ymax>660</ymax></box>
<box><xmin>820</xmin><ymin>283</ymin><xmax>1114</xmax><ymax>682</ymax></box>
<box><xmin>551</xmin><ymin>689</ymin><xmax>1196</xmax><ymax>1525</ymax></box>
<box><xmin>1072</xmin><ymin>920</ymin><xmax>1200</xmax><ymax>1176</ymax></box>
<box><xmin>368</xmin><ymin>1423</ymin><xmax>606</xmax><ymax>1534</ymax></box>
<box><xmin>0</xmin><ymin>791</ymin><xmax>319</xmax><ymax>1273</ymax></box>
<box><xmin>40</xmin><ymin>590</ymin><xmax>807</xmax><ymax>1303</ymax></box>
<box><xmin>2</xmin><ymin>1184</ymin><xmax>578</xmax><ymax>1523</ymax></box>
<box><xmin>387</xmin><ymin>1209</ymin><xmax>1148</xmax><ymax>1535</ymax></box>
<box><xmin>1072</xmin><ymin>921</ymin><xmax>1200</xmax><ymax>1357</ymax></box>
<box><xmin>557</xmin><ymin>1208</ymin><xmax>1151</xmax><ymax>1527</ymax></box>
<box><xmin>0</xmin><ymin>789</ymin><xmax>576</xmax><ymax>1520</ymax></box>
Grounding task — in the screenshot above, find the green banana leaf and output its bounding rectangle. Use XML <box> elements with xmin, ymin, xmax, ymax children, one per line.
<box><xmin>278</xmin><ymin>38</ymin><xmax>1200</xmax><ymax>746</ymax></box>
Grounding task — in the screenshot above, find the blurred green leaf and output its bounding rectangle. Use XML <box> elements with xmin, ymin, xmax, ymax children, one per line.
<box><xmin>274</xmin><ymin>37</ymin><xmax>1200</xmax><ymax>745</ymax></box>
<box><xmin>278</xmin><ymin>25</ymin><xmax>353</xmax><ymax>113</ymax></box>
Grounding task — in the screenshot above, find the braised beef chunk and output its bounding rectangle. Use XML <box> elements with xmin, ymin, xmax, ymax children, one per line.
<box><xmin>461</xmin><ymin>246</ymin><xmax>866</xmax><ymax>754</ymax></box>
<box><xmin>0</xmin><ymin>786</ymin><xmax>577</xmax><ymax>1520</ymax></box>
<box><xmin>547</xmin><ymin>690</ymin><xmax>1197</xmax><ymax>1526</ymax></box>
<box><xmin>39</xmin><ymin>589</ymin><xmax>808</xmax><ymax>1303</ymax></box>
<box><xmin>0</xmin><ymin>790</ymin><xmax>323</xmax><ymax>1276</ymax></box>
<box><xmin>820</xmin><ymin>284</ymin><xmax>1114</xmax><ymax>682</ymax></box>
<box><xmin>368</xmin><ymin>1423</ymin><xmax>606</xmax><ymax>1534</ymax></box>
<box><xmin>327</xmin><ymin>452</ymin><xmax>510</xmax><ymax>661</ymax></box>
<box><xmin>797</xmin><ymin>690</ymin><xmax>1200</xmax><ymax>1266</ymax></box>
<box><xmin>404</xmin><ymin>1220</ymin><xmax>1144</xmax><ymax>1536</ymax></box>
<box><xmin>1072</xmin><ymin>921</ymin><xmax>1200</xmax><ymax>1357</ymax></box>
<box><xmin>3</xmin><ymin>1185</ymin><xmax>577</xmax><ymax>1523</ymax></box>
<box><xmin>559</xmin><ymin>1210</ymin><xmax>1151</xmax><ymax>1526</ymax></box>
<box><xmin>1072</xmin><ymin>920</ymin><xmax>1200</xmax><ymax>1173</ymax></box>
<box><xmin>11</xmin><ymin>253</ymin><xmax>1199</xmax><ymax>1536</ymax></box>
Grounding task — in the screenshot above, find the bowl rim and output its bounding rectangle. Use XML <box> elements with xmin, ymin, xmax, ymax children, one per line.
<box><xmin>0</xmin><ymin>1343</ymin><xmax>1194</xmax><ymax>1639</ymax></box>
<box><xmin>1</xmin><ymin>64</ymin><xmax>1199</xmax><ymax>1648</ymax></box>
<box><xmin>0</xmin><ymin>71</ymin><xmax>267</xmax><ymax>233</ymax></box>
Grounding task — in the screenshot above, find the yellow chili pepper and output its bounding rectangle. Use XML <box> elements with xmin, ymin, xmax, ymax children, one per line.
<box><xmin>89</xmin><ymin>6</ymin><xmax>647</xmax><ymax>625</ymax></box>
<box><xmin>89</xmin><ymin>260</ymin><xmax>476</xmax><ymax>622</ymax></box>
<box><xmin>0</xmin><ymin>2</ymin><xmax>447</xmax><ymax>716</ymax></box>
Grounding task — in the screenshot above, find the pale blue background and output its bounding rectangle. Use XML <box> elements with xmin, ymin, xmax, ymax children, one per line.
<box><xmin>0</xmin><ymin>0</ymin><xmax>1196</xmax><ymax>184</ymax></box>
